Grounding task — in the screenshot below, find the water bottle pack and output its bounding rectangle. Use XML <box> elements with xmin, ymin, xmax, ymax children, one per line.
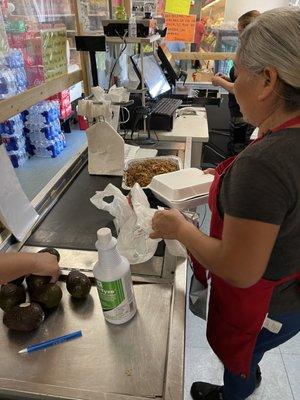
<box><xmin>0</xmin><ymin>68</ymin><xmax>17</xmax><ymax>99</ymax></box>
<box><xmin>2</xmin><ymin>133</ymin><xmax>26</xmax><ymax>152</ymax></box>
<box><xmin>0</xmin><ymin>114</ymin><xmax>28</xmax><ymax>168</ymax></box>
<box><xmin>14</xmin><ymin>66</ymin><xmax>28</xmax><ymax>93</ymax></box>
<box><xmin>25</xmin><ymin>119</ymin><xmax>61</xmax><ymax>140</ymax></box>
<box><xmin>3</xmin><ymin>50</ymin><xmax>25</xmax><ymax>69</ymax></box>
<box><xmin>25</xmin><ymin>101</ymin><xmax>60</xmax><ymax>125</ymax></box>
<box><xmin>7</xmin><ymin>149</ymin><xmax>28</xmax><ymax>168</ymax></box>
<box><xmin>0</xmin><ymin>114</ymin><xmax>23</xmax><ymax>135</ymax></box>
<box><xmin>0</xmin><ymin>50</ymin><xmax>27</xmax><ymax>98</ymax></box>
<box><xmin>25</xmin><ymin>101</ymin><xmax>66</xmax><ymax>158</ymax></box>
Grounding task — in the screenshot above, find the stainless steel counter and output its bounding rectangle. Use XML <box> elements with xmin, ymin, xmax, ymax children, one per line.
<box><xmin>0</xmin><ymin>143</ymin><xmax>190</xmax><ymax>399</ymax></box>
<box><xmin>0</xmin><ymin>256</ymin><xmax>186</xmax><ymax>400</ymax></box>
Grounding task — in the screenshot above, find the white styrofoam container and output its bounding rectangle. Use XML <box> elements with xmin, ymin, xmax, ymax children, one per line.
<box><xmin>148</xmin><ymin>168</ymin><xmax>214</xmax><ymax>202</ymax></box>
<box><xmin>150</xmin><ymin>188</ymin><xmax>209</xmax><ymax>210</ymax></box>
<box><xmin>122</xmin><ymin>156</ymin><xmax>182</xmax><ymax>190</ymax></box>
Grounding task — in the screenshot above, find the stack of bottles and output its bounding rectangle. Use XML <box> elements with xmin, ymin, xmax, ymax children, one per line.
<box><xmin>0</xmin><ymin>49</ymin><xmax>28</xmax><ymax>99</ymax></box>
<box><xmin>0</xmin><ymin>114</ymin><xmax>28</xmax><ymax>168</ymax></box>
<box><xmin>48</xmin><ymin>90</ymin><xmax>72</xmax><ymax>120</ymax></box>
<box><xmin>24</xmin><ymin>101</ymin><xmax>67</xmax><ymax>158</ymax></box>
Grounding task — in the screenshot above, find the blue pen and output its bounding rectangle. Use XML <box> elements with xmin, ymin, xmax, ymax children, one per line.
<box><xmin>18</xmin><ymin>330</ymin><xmax>82</xmax><ymax>354</ymax></box>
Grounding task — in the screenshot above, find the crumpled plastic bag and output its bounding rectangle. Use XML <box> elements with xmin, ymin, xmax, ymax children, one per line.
<box><xmin>91</xmin><ymin>183</ymin><xmax>158</xmax><ymax>264</ymax></box>
<box><xmin>90</xmin><ymin>183</ymin><xmax>187</xmax><ymax>264</ymax></box>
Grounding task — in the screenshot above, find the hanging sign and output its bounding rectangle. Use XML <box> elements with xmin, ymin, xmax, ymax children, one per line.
<box><xmin>164</xmin><ymin>0</ymin><xmax>191</xmax><ymax>16</ymax></box>
<box><xmin>165</xmin><ymin>13</ymin><xmax>196</xmax><ymax>42</ymax></box>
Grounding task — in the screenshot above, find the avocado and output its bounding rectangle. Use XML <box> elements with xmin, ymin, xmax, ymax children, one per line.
<box><xmin>0</xmin><ymin>283</ymin><xmax>26</xmax><ymax>312</ymax></box>
<box><xmin>38</xmin><ymin>247</ymin><xmax>60</xmax><ymax>262</ymax></box>
<box><xmin>3</xmin><ymin>302</ymin><xmax>44</xmax><ymax>331</ymax></box>
<box><xmin>10</xmin><ymin>276</ymin><xmax>25</xmax><ymax>286</ymax></box>
<box><xmin>26</xmin><ymin>274</ymin><xmax>51</xmax><ymax>293</ymax></box>
<box><xmin>66</xmin><ymin>271</ymin><xmax>91</xmax><ymax>299</ymax></box>
<box><xmin>30</xmin><ymin>283</ymin><xmax>62</xmax><ymax>309</ymax></box>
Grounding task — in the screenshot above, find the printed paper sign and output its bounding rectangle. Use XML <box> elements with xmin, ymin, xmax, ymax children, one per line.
<box><xmin>165</xmin><ymin>13</ymin><xmax>196</xmax><ymax>42</ymax></box>
<box><xmin>165</xmin><ymin>0</ymin><xmax>191</xmax><ymax>15</ymax></box>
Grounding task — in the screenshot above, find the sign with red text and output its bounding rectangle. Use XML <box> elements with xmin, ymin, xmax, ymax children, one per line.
<box><xmin>165</xmin><ymin>13</ymin><xmax>196</xmax><ymax>42</ymax></box>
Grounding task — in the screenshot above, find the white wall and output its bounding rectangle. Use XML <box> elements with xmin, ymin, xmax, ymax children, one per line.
<box><xmin>224</xmin><ymin>0</ymin><xmax>290</xmax><ymax>22</ymax></box>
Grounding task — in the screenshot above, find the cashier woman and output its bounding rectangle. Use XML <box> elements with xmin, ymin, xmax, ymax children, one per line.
<box><xmin>151</xmin><ymin>8</ymin><xmax>300</xmax><ymax>400</ymax></box>
<box><xmin>0</xmin><ymin>252</ymin><xmax>60</xmax><ymax>284</ymax></box>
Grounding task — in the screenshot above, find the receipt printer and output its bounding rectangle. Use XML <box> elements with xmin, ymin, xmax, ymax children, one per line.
<box><xmin>102</xmin><ymin>19</ymin><xmax>152</xmax><ymax>38</ymax></box>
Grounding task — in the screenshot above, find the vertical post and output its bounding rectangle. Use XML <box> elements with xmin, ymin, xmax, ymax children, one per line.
<box><xmin>90</xmin><ymin>51</ymin><xmax>99</xmax><ymax>87</ymax></box>
<box><xmin>140</xmin><ymin>42</ymin><xmax>147</xmax><ymax>134</ymax></box>
<box><xmin>74</xmin><ymin>0</ymin><xmax>91</xmax><ymax>96</ymax></box>
<box><xmin>124</xmin><ymin>0</ymin><xmax>132</xmax><ymax>18</ymax></box>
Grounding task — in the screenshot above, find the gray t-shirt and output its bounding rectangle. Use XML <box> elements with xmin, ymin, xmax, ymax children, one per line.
<box><xmin>219</xmin><ymin>128</ymin><xmax>300</xmax><ymax>315</ymax></box>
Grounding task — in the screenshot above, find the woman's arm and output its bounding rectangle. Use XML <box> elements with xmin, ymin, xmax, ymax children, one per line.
<box><xmin>0</xmin><ymin>253</ymin><xmax>60</xmax><ymax>284</ymax></box>
<box><xmin>150</xmin><ymin>210</ymin><xmax>280</xmax><ymax>288</ymax></box>
<box><xmin>211</xmin><ymin>75</ymin><xmax>235</xmax><ymax>93</ymax></box>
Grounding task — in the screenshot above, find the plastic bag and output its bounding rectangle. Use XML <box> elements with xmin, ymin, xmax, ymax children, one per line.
<box><xmin>91</xmin><ymin>183</ymin><xmax>159</xmax><ymax>264</ymax></box>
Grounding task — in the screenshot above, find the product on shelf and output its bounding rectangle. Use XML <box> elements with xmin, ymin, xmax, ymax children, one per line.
<box><xmin>24</xmin><ymin>101</ymin><xmax>67</xmax><ymax>158</ymax></box>
<box><xmin>48</xmin><ymin>89</ymin><xmax>72</xmax><ymax>120</ymax></box>
<box><xmin>0</xmin><ymin>114</ymin><xmax>28</xmax><ymax>168</ymax></box>
<box><xmin>0</xmin><ymin>49</ymin><xmax>28</xmax><ymax>98</ymax></box>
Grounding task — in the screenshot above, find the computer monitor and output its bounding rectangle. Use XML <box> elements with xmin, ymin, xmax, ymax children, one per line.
<box><xmin>157</xmin><ymin>44</ymin><xmax>180</xmax><ymax>86</ymax></box>
<box><xmin>131</xmin><ymin>53</ymin><xmax>171</xmax><ymax>99</ymax></box>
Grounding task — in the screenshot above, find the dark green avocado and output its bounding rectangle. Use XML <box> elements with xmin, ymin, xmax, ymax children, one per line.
<box><xmin>0</xmin><ymin>283</ymin><xmax>26</xmax><ymax>312</ymax></box>
<box><xmin>30</xmin><ymin>283</ymin><xmax>63</xmax><ymax>309</ymax></box>
<box><xmin>3</xmin><ymin>302</ymin><xmax>45</xmax><ymax>331</ymax></box>
<box><xmin>26</xmin><ymin>274</ymin><xmax>51</xmax><ymax>293</ymax></box>
<box><xmin>66</xmin><ymin>270</ymin><xmax>91</xmax><ymax>299</ymax></box>
<box><xmin>38</xmin><ymin>247</ymin><xmax>60</xmax><ymax>262</ymax></box>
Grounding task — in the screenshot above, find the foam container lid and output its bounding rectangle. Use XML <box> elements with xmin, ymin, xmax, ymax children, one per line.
<box><xmin>149</xmin><ymin>168</ymin><xmax>214</xmax><ymax>202</ymax></box>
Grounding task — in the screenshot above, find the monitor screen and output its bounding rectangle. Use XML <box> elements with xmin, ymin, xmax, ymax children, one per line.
<box><xmin>131</xmin><ymin>53</ymin><xmax>171</xmax><ymax>99</ymax></box>
<box><xmin>157</xmin><ymin>44</ymin><xmax>180</xmax><ymax>85</ymax></box>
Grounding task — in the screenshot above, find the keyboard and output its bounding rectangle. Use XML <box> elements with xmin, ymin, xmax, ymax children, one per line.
<box><xmin>150</xmin><ymin>98</ymin><xmax>182</xmax><ymax>116</ymax></box>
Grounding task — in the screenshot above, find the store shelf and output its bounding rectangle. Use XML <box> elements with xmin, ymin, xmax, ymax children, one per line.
<box><xmin>106</xmin><ymin>33</ymin><xmax>160</xmax><ymax>44</ymax></box>
<box><xmin>201</xmin><ymin>0</ymin><xmax>225</xmax><ymax>11</ymax></box>
<box><xmin>11</xmin><ymin>14</ymin><xmax>75</xmax><ymax>18</ymax></box>
<box><xmin>0</xmin><ymin>69</ymin><xmax>82</xmax><ymax>122</ymax></box>
<box><xmin>88</xmin><ymin>13</ymin><xmax>108</xmax><ymax>17</ymax></box>
<box><xmin>171</xmin><ymin>51</ymin><xmax>235</xmax><ymax>61</ymax></box>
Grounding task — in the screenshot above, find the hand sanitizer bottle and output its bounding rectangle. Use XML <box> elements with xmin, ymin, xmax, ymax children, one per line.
<box><xmin>93</xmin><ymin>228</ymin><xmax>137</xmax><ymax>324</ymax></box>
<box><xmin>128</xmin><ymin>14</ymin><xmax>137</xmax><ymax>37</ymax></box>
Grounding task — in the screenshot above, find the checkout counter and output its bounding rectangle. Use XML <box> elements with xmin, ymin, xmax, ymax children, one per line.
<box><xmin>0</xmin><ymin>31</ymin><xmax>213</xmax><ymax>397</ymax></box>
<box><xmin>0</xmin><ymin>106</ymin><xmax>210</xmax><ymax>399</ymax></box>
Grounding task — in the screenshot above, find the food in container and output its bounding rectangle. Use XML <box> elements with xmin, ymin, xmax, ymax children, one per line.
<box><xmin>123</xmin><ymin>156</ymin><xmax>181</xmax><ymax>189</ymax></box>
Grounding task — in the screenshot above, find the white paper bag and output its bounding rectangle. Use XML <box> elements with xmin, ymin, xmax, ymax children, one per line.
<box><xmin>86</xmin><ymin>121</ymin><xmax>124</xmax><ymax>176</ymax></box>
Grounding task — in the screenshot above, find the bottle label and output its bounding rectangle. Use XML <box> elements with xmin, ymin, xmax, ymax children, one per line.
<box><xmin>96</xmin><ymin>275</ymin><xmax>136</xmax><ymax>323</ymax></box>
<box><xmin>96</xmin><ymin>279</ymin><xmax>125</xmax><ymax>310</ymax></box>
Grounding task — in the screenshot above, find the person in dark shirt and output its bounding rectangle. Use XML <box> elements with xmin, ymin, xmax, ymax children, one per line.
<box><xmin>212</xmin><ymin>10</ymin><xmax>260</xmax><ymax>155</ymax></box>
<box><xmin>151</xmin><ymin>7</ymin><xmax>300</xmax><ymax>400</ymax></box>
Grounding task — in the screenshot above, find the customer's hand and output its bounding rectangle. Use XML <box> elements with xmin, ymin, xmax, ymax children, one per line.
<box><xmin>211</xmin><ymin>75</ymin><xmax>226</xmax><ymax>87</ymax></box>
<box><xmin>32</xmin><ymin>253</ymin><xmax>60</xmax><ymax>282</ymax></box>
<box><xmin>203</xmin><ymin>168</ymin><xmax>216</xmax><ymax>175</ymax></box>
<box><xmin>150</xmin><ymin>209</ymin><xmax>189</xmax><ymax>240</ymax></box>
<box><xmin>216</xmin><ymin>72</ymin><xmax>230</xmax><ymax>81</ymax></box>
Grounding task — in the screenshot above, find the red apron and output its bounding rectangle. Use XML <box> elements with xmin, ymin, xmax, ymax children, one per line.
<box><xmin>191</xmin><ymin>117</ymin><xmax>300</xmax><ymax>378</ymax></box>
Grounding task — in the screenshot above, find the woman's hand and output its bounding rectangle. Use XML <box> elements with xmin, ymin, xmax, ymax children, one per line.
<box><xmin>150</xmin><ymin>209</ymin><xmax>189</xmax><ymax>240</ymax></box>
<box><xmin>204</xmin><ymin>168</ymin><xmax>216</xmax><ymax>175</ymax></box>
<box><xmin>211</xmin><ymin>75</ymin><xmax>225</xmax><ymax>87</ymax></box>
<box><xmin>32</xmin><ymin>253</ymin><xmax>60</xmax><ymax>282</ymax></box>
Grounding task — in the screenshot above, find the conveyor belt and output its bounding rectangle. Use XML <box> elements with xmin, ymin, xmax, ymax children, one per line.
<box><xmin>26</xmin><ymin>165</ymin><xmax>165</xmax><ymax>256</ymax></box>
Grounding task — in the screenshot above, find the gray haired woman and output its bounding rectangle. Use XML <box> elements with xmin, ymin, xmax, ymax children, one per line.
<box><xmin>150</xmin><ymin>7</ymin><xmax>300</xmax><ymax>400</ymax></box>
